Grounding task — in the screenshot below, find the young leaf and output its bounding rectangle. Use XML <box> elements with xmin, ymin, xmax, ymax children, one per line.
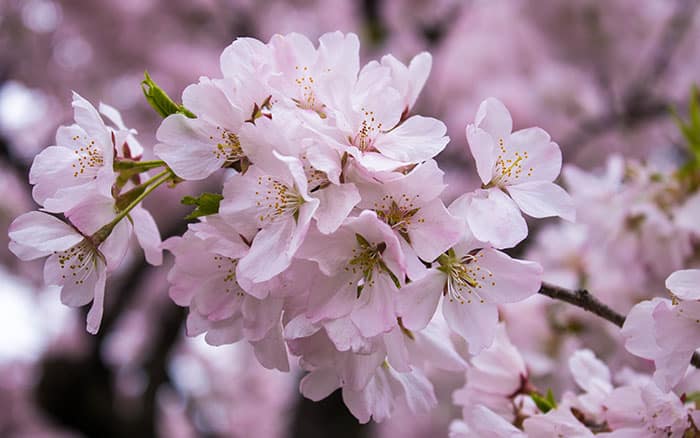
<box><xmin>181</xmin><ymin>193</ymin><xmax>224</xmax><ymax>220</ymax></box>
<box><xmin>141</xmin><ymin>71</ymin><xmax>196</xmax><ymax>119</ymax></box>
<box><xmin>530</xmin><ymin>389</ymin><xmax>557</xmax><ymax>414</ymax></box>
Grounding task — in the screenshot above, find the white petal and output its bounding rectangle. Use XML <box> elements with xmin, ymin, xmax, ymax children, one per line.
<box><xmin>508</xmin><ymin>181</ymin><xmax>575</xmax><ymax>221</ymax></box>
<box><xmin>666</xmin><ymin>269</ymin><xmax>700</xmax><ymax>300</ymax></box>
<box><xmin>8</xmin><ymin>211</ymin><xmax>82</xmax><ymax>260</ymax></box>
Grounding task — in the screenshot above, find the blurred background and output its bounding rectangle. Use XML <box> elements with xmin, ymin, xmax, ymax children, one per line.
<box><xmin>0</xmin><ymin>0</ymin><xmax>699</xmax><ymax>436</ymax></box>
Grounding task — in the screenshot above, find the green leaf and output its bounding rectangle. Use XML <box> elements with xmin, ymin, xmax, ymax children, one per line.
<box><xmin>181</xmin><ymin>193</ymin><xmax>223</xmax><ymax>220</ymax></box>
<box><xmin>530</xmin><ymin>389</ymin><xmax>558</xmax><ymax>413</ymax></box>
<box><xmin>685</xmin><ymin>391</ymin><xmax>700</xmax><ymax>403</ymax></box>
<box><xmin>141</xmin><ymin>71</ymin><xmax>196</xmax><ymax>119</ymax></box>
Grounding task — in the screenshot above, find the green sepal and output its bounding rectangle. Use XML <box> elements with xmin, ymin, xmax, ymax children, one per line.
<box><xmin>181</xmin><ymin>193</ymin><xmax>224</xmax><ymax>220</ymax></box>
<box><xmin>530</xmin><ymin>389</ymin><xmax>557</xmax><ymax>413</ymax></box>
<box><xmin>141</xmin><ymin>71</ymin><xmax>196</xmax><ymax>119</ymax></box>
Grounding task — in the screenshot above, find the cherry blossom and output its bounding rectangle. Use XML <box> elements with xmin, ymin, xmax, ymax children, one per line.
<box><xmin>622</xmin><ymin>270</ymin><xmax>700</xmax><ymax>391</ymax></box>
<box><xmin>397</xmin><ymin>229</ymin><xmax>542</xmax><ymax>353</ymax></box>
<box><xmin>8</xmin><ymin>197</ymin><xmax>132</xmax><ymax>334</ymax></box>
<box><xmin>298</xmin><ymin>210</ymin><xmax>406</xmax><ymax>338</ymax></box>
<box><xmin>29</xmin><ymin>92</ymin><xmax>119</xmax><ymax>213</ymax></box>
<box><xmin>456</xmin><ymin>97</ymin><xmax>575</xmax><ymax>248</ymax></box>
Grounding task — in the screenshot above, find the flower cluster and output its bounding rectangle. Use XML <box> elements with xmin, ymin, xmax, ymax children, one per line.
<box><xmin>8</xmin><ymin>32</ymin><xmax>576</xmax><ymax>422</ymax></box>
<box><xmin>622</xmin><ymin>269</ymin><xmax>700</xmax><ymax>391</ymax></box>
<box><xmin>8</xmin><ymin>94</ymin><xmax>162</xmax><ymax>334</ymax></box>
<box><xmin>450</xmin><ymin>323</ymin><xmax>700</xmax><ymax>437</ymax></box>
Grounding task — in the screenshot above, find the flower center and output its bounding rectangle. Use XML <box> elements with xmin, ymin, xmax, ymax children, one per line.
<box><xmin>71</xmin><ymin>135</ymin><xmax>104</xmax><ymax>179</ymax></box>
<box><xmin>56</xmin><ymin>240</ymin><xmax>99</xmax><ymax>286</ymax></box>
<box><xmin>374</xmin><ymin>197</ymin><xmax>423</xmax><ymax>242</ymax></box>
<box><xmin>344</xmin><ymin>234</ymin><xmax>400</xmax><ymax>296</ymax></box>
<box><xmin>212</xmin><ymin>254</ymin><xmax>244</xmax><ymax>295</ymax></box>
<box><xmin>254</xmin><ymin>176</ymin><xmax>305</xmax><ymax>226</ymax></box>
<box><xmin>438</xmin><ymin>249</ymin><xmax>495</xmax><ymax>304</ymax></box>
<box><xmin>491</xmin><ymin>138</ymin><xmax>533</xmax><ymax>186</ymax></box>
<box><xmin>293</xmin><ymin>65</ymin><xmax>327</xmax><ymax>117</ymax></box>
<box><xmin>211</xmin><ymin>127</ymin><xmax>244</xmax><ymax>163</ymax></box>
<box><xmin>351</xmin><ymin>108</ymin><xmax>383</xmax><ymax>152</ymax></box>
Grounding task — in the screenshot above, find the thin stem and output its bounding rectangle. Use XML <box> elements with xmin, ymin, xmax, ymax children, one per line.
<box><xmin>92</xmin><ymin>169</ymin><xmax>172</xmax><ymax>244</ymax></box>
<box><xmin>114</xmin><ymin>159</ymin><xmax>166</xmax><ymax>171</ymax></box>
<box><xmin>538</xmin><ymin>282</ymin><xmax>700</xmax><ymax>368</ymax></box>
<box><xmin>139</xmin><ymin>169</ymin><xmax>170</xmax><ymax>188</ymax></box>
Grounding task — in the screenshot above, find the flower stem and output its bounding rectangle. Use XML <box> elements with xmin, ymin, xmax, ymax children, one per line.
<box><xmin>92</xmin><ymin>169</ymin><xmax>172</xmax><ymax>245</ymax></box>
<box><xmin>114</xmin><ymin>159</ymin><xmax>166</xmax><ymax>171</ymax></box>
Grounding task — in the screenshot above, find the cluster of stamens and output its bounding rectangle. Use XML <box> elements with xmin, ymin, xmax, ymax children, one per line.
<box><xmin>492</xmin><ymin>138</ymin><xmax>533</xmax><ymax>185</ymax></box>
<box><xmin>293</xmin><ymin>65</ymin><xmax>325</xmax><ymax>113</ymax></box>
<box><xmin>352</xmin><ymin>108</ymin><xmax>383</xmax><ymax>151</ymax></box>
<box><xmin>55</xmin><ymin>240</ymin><xmax>97</xmax><ymax>286</ymax></box>
<box><xmin>211</xmin><ymin>127</ymin><xmax>244</xmax><ymax>163</ymax></box>
<box><xmin>70</xmin><ymin>135</ymin><xmax>104</xmax><ymax>179</ymax></box>
<box><xmin>374</xmin><ymin>195</ymin><xmax>423</xmax><ymax>239</ymax></box>
<box><xmin>438</xmin><ymin>249</ymin><xmax>495</xmax><ymax>305</ymax></box>
<box><xmin>300</xmin><ymin>152</ymin><xmax>329</xmax><ymax>191</ymax></box>
<box><xmin>254</xmin><ymin>176</ymin><xmax>304</xmax><ymax>225</ymax></box>
<box><xmin>345</xmin><ymin>234</ymin><xmax>388</xmax><ymax>290</ymax></box>
<box><xmin>213</xmin><ymin>255</ymin><xmax>244</xmax><ymax>295</ymax></box>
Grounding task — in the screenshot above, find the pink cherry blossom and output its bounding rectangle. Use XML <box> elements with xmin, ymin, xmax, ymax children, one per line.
<box><xmin>8</xmin><ymin>196</ymin><xmax>134</xmax><ymax>334</ymax></box>
<box><xmin>154</xmin><ymin>76</ymin><xmax>269</xmax><ymax>180</ymax></box>
<box><xmin>452</xmin><ymin>323</ymin><xmax>531</xmax><ymax>422</ymax></box>
<box><xmin>220</xmin><ymin>154</ymin><xmax>319</xmax><ymax>285</ymax></box>
<box><xmin>622</xmin><ymin>270</ymin><xmax>700</xmax><ymax>391</ymax></box>
<box><xmin>563</xmin><ymin>349</ymin><xmax>613</xmax><ymax>421</ymax></box>
<box><xmin>298</xmin><ymin>210</ymin><xmax>406</xmax><ymax>338</ymax></box>
<box><xmin>397</xmin><ymin>231</ymin><xmax>542</xmax><ymax>353</ymax></box>
<box><xmin>162</xmin><ymin>216</ymin><xmax>290</xmax><ymax>371</ymax></box>
<box><xmin>268</xmin><ymin>31</ymin><xmax>359</xmax><ymax>116</ymax></box>
<box><xmin>355</xmin><ymin>159</ymin><xmax>462</xmax><ymax>278</ymax></box>
<box><xmin>323</xmin><ymin>60</ymin><xmax>449</xmax><ymax>172</ymax></box>
<box><xmin>459</xmin><ymin>97</ymin><xmax>574</xmax><ymax>248</ymax></box>
<box><xmin>29</xmin><ymin>92</ymin><xmax>118</xmax><ymax>213</ymax></box>
<box><xmin>601</xmin><ymin>382</ymin><xmax>690</xmax><ymax>437</ymax></box>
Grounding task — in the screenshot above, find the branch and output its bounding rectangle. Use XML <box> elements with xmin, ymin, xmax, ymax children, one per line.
<box><xmin>538</xmin><ymin>282</ymin><xmax>700</xmax><ymax>368</ymax></box>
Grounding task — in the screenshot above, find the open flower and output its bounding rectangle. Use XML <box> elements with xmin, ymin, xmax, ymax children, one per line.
<box><xmin>457</xmin><ymin>97</ymin><xmax>574</xmax><ymax>248</ymax></box>
<box><xmin>324</xmin><ymin>59</ymin><xmax>448</xmax><ymax>173</ymax></box>
<box><xmin>155</xmin><ymin>77</ymin><xmax>263</xmax><ymax>180</ymax></box>
<box><xmin>298</xmin><ymin>210</ymin><xmax>406</xmax><ymax>338</ymax></box>
<box><xmin>220</xmin><ymin>153</ymin><xmax>320</xmax><ymax>286</ymax></box>
<box><xmin>356</xmin><ymin>159</ymin><xmax>462</xmax><ymax>279</ymax></box>
<box><xmin>8</xmin><ymin>197</ymin><xmax>133</xmax><ymax>334</ymax></box>
<box><xmin>397</xmin><ymin>229</ymin><xmax>542</xmax><ymax>354</ymax></box>
<box><xmin>622</xmin><ymin>270</ymin><xmax>700</xmax><ymax>391</ymax></box>
<box><xmin>29</xmin><ymin>92</ymin><xmax>120</xmax><ymax>213</ymax></box>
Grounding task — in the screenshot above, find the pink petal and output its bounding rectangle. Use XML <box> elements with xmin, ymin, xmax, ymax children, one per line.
<box><xmin>130</xmin><ymin>206</ymin><xmax>163</xmax><ymax>266</ymax></box>
<box><xmin>474</xmin><ymin>97</ymin><xmax>512</xmax><ymax>142</ymax></box>
<box><xmin>86</xmin><ymin>266</ymin><xmax>107</xmax><ymax>334</ymax></box>
<box><xmin>313</xmin><ymin>183</ymin><xmax>361</xmax><ymax>234</ymax></box>
<box><xmin>300</xmin><ymin>369</ymin><xmax>341</xmax><ymax>401</ymax></box>
<box><xmin>665</xmin><ymin>269</ymin><xmax>700</xmax><ymax>300</ymax></box>
<box><xmin>442</xmin><ymin>299</ymin><xmax>498</xmax><ymax>355</ymax></box>
<box><xmin>466</xmin><ymin>125</ymin><xmax>497</xmax><ymax>185</ymax></box>
<box><xmin>374</xmin><ymin>115</ymin><xmax>448</xmax><ymax>163</ymax></box>
<box><xmin>508</xmin><ymin>181</ymin><xmax>575</xmax><ymax>221</ymax></box>
<box><xmin>465</xmin><ymin>189</ymin><xmax>528</xmax><ymax>249</ymax></box>
<box><xmin>8</xmin><ymin>211</ymin><xmax>82</xmax><ymax>260</ymax></box>
<box><xmin>396</xmin><ymin>269</ymin><xmax>444</xmax><ymax>331</ymax></box>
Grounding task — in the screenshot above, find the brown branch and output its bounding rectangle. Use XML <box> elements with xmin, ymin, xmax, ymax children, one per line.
<box><xmin>538</xmin><ymin>282</ymin><xmax>700</xmax><ymax>368</ymax></box>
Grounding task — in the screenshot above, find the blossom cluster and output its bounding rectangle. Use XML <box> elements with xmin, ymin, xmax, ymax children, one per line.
<box><xmin>449</xmin><ymin>322</ymin><xmax>700</xmax><ymax>437</ymax></box>
<box><xmin>9</xmin><ymin>29</ymin><xmax>700</xmax><ymax>434</ymax></box>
